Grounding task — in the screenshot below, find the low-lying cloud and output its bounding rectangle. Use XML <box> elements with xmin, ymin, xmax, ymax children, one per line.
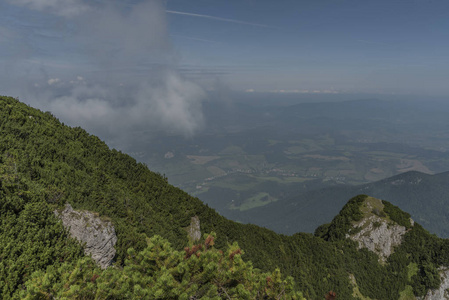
<box><xmin>1</xmin><ymin>0</ymin><xmax>206</xmax><ymax>143</ymax></box>
<box><xmin>39</xmin><ymin>71</ymin><xmax>204</xmax><ymax>138</ymax></box>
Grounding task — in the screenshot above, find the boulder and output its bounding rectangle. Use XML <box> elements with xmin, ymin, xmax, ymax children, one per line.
<box><xmin>55</xmin><ymin>204</ymin><xmax>117</xmax><ymax>269</ymax></box>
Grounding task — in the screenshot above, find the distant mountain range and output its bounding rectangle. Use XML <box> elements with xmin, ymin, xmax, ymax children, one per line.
<box><xmin>136</xmin><ymin>96</ymin><xmax>449</xmax><ymax>240</ymax></box>
<box><xmin>230</xmin><ymin>170</ymin><xmax>449</xmax><ymax>237</ymax></box>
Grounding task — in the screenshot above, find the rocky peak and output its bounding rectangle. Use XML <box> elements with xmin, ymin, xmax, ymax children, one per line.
<box><xmin>55</xmin><ymin>204</ymin><xmax>117</xmax><ymax>269</ymax></box>
<box><xmin>346</xmin><ymin>197</ymin><xmax>412</xmax><ymax>262</ymax></box>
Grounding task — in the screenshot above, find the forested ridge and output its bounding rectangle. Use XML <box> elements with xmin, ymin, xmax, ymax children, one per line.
<box><xmin>1</xmin><ymin>95</ymin><xmax>449</xmax><ymax>299</ymax></box>
<box><xmin>238</xmin><ymin>169</ymin><xmax>449</xmax><ymax>238</ymax></box>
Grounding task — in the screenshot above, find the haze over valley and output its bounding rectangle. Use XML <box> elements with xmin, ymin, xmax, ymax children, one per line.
<box><xmin>119</xmin><ymin>93</ymin><xmax>449</xmax><ymax>236</ymax></box>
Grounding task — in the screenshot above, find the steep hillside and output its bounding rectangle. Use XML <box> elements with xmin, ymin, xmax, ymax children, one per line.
<box><xmin>1</xmin><ymin>96</ymin><xmax>449</xmax><ymax>299</ymax></box>
<box><xmin>234</xmin><ymin>170</ymin><xmax>449</xmax><ymax>237</ymax></box>
<box><xmin>315</xmin><ymin>195</ymin><xmax>449</xmax><ymax>299</ymax></box>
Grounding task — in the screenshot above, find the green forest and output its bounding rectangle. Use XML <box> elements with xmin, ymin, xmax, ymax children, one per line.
<box><xmin>1</xmin><ymin>95</ymin><xmax>449</xmax><ymax>299</ymax></box>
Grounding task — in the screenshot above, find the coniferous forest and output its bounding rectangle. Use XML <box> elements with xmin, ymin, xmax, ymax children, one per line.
<box><xmin>2</xmin><ymin>95</ymin><xmax>449</xmax><ymax>299</ymax></box>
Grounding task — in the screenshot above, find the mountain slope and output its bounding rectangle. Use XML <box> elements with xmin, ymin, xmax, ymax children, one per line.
<box><xmin>0</xmin><ymin>95</ymin><xmax>352</xmax><ymax>298</ymax></box>
<box><xmin>315</xmin><ymin>195</ymin><xmax>449</xmax><ymax>298</ymax></box>
<box><xmin>1</xmin><ymin>95</ymin><xmax>449</xmax><ymax>299</ymax></box>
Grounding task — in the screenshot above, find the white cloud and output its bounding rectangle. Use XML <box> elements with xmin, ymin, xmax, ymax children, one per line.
<box><xmin>134</xmin><ymin>71</ymin><xmax>205</xmax><ymax>135</ymax></box>
<box><xmin>47</xmin><ymin>78</ymin><xmax>60</xmax><ymax>85</ymax></box>
<box><xmin>8</xmin><ymin>0</ymin><xmax>90</xmax><ymax>17</ymax></box>
<box><xmin>42</xmin><ymin>71</ymin><xmax>204</xmax><ymax>138</ymax></box>
<box><xmin>77</xmin><ymin>1</ymin><xmax>171</xmax><ymax>67</ymax></box>
<box><xmin>3</xmin><ymin>0</ymin><xmax>206</xmax><ymax>140</ymax></box>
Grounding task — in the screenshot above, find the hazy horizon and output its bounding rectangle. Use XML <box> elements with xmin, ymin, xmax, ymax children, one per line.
<box><xmin>1</xmin><ymin>0</ymin><xmax>449</xmax><ymax>148</ymax></box>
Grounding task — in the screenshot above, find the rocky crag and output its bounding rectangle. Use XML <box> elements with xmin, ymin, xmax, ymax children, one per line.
<box><xmin>346</xmin><ymin>197</ymin><xmax>412</xmax><ymax>262</ymax></box>
<box><xmin>55</xmin><ymin>204</ymin><xmax>117</xmax><ymax>269</ymax></box>
<box><xmin>419</xmin><ymin>269</ymin><xmax>449</xmax><ymax>300</ymax></box>
<box><xmin>345</xmin><ymin>197</ymin><xmax>449</xmax><ymax>299</ymax></box>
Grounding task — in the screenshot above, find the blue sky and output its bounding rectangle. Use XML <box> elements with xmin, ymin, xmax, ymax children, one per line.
<box><xmin>1</xmin><ymin>0</ymin><xmax>448</xmax><ymax>139</ymax></box>
<box><xmin>166</xmin><ymin>0</ymin><xmax>449</xmax><ymax>95</ymax></box>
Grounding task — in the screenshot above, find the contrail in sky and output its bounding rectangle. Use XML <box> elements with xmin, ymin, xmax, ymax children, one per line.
<box><xmin>166</xmin><ymin>10</ymin><xmax>278</xmax><ymax>29</ymax></box>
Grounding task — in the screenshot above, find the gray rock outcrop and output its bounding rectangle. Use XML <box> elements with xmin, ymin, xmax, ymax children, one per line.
<box><xmin>419</xmin><ymin>269</ymin><xmax>449</xmax><ymax>300</ymax></box>
<box><xmin>185</xmin><ymin>216</ymin><xmax>201</xmax><ymax>242</ymax></box>
<box><xmin>348</xmin><ymin>215</ymin><xmax>408</xmax><ymax>262</ymax></box>
<box><xmin>55</xmin><ymin>204</ymin><xmax>117</xmax><ymax>269</ymax></box>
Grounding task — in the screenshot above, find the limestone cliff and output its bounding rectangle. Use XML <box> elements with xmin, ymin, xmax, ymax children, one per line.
<box><xmin>346</xmin><ymin>197</ymin><xmax>412</xmax><ymax>262</ymax></box>
<box><xmin>348</xmin><ymin>214</ymin><xmax>408</xmax><ymax>262</ymax></box>
<box><xmin>55</xmin><ymin>204</ymin><xmax>117</xmax><ymax>269</ymax></box>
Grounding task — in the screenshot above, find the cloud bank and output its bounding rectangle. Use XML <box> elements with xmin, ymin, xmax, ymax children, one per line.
<box><xmin>7</xmin><ymin>0</ymin><xmax>90</xmax><ymax>17</ymax></box>
<box><xmin>1</xmin><ymin>0</ymin><xmax>206</xmax><ymax>142</ymax></box>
